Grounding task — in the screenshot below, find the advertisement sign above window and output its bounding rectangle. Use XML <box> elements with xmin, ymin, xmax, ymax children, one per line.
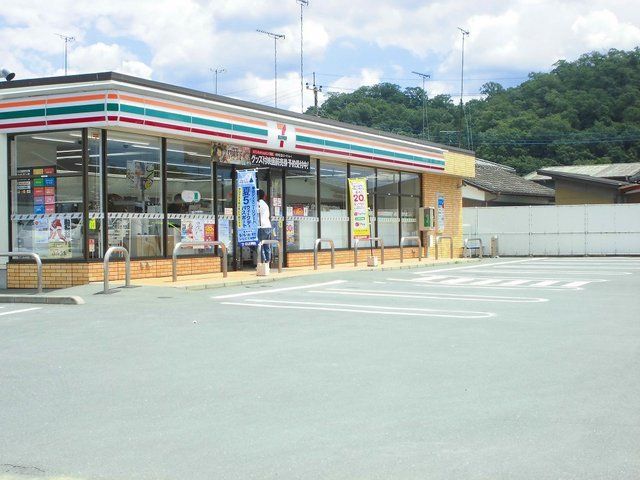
<box><xmin>250</xmin><ymin>148</ymin><xmax>310</xmax><ymax>171</ymax></box>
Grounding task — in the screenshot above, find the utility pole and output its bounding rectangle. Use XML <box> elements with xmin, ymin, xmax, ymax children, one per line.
<box><xmin>305</xmin><ymin>72</ymin><xmax>323</xmax><ymax>116</ymax></box>
<box><xmin>297</xmin><ymin>0</ymin><xmax>309</xmax><ymax>113</ymax></box>
<box><xmin>411</xmin><ymin>71</ymin><xmax>431</xmax><ymax>140</ymax></box>
<box><xmin>210</xmin><ymin>67</ymin><xmax>226</xmax><ymax>94</ymax></box>
<box><xmin>457</xmin><ymin>27</ymin><xmax>469</xmax><ymax>148</ymax></box>
<box><xmin>257</xmin><ymin>29</ymin><xmax>285</xmax><ymax>108</ymax></box>
<box><xmin>56</xmin><ymin>34</ymin><xmax>75</xmax><ymax>75</ymax></box>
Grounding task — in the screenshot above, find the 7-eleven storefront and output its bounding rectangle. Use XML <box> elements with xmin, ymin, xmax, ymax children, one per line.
<box><xmin>0</xmin><ymin>72</ymin><xmax>475</xmax><ymax>288</ymax></box>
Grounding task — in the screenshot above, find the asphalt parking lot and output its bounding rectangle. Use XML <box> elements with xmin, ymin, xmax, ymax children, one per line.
<box><xmin>1</xmin><ymin>257</ymin><xmax>639</xmax><ymax>480</ymax></box>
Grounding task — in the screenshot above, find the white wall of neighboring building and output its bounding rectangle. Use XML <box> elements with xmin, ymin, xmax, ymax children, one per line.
<box><xmin>463</xmin><ymin>204</ymin><xmax>640</xmax><ymax>256</ymax></box>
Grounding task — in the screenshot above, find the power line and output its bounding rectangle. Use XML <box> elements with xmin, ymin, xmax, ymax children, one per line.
<box><xmin>313</xmin><ymin>72</ymin><xmax>529</xmax><ymax>82</ymax></box>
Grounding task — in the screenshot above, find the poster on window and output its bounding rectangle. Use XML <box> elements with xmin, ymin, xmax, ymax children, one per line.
<box><xmin>126</xmin><ymin>160</ymin><xmax>155</xmax><ymax>193</ymax></box>
<box><xmin>236</xmin><ymin>169</ymin><xmax>258</xmax><ymax>245</ymax></box>
<box><xmin>48</xmin><ymin>216</ymin><xmax>72</xmax><ymax>258</ymax></box>
<box><xmin>437</xmin><ymin>194</ymin><xmax>445</xmax><ymax>233</ymax></box>
<box><xmin>348</xmin><ymin>178</ymin><xmax>371</xmax><ymax>239</ymax></box>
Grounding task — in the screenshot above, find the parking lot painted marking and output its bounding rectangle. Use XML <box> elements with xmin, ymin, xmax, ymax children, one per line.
<box><xmin>438</xmin><ymin>277</ymin><xmax>476</xmax><ymax>285</ymax></box>
<box><xmin>515</xmin><ymin>263</ymin><xmax>640</xmax><ymax>269</ymax></box>
<box><xmin>387</xmin><ymin>275</ymin><xmax>605</xmax><ymax>290</ymax></box>
<box><xmin>530</xmin><ymin>280</ymin><xmax>560</xmax><ymax>287</ymax></box>
<box><xmin>479</xmin><ymin>269</ymin><xmax>631</xmax><ymax>276</ymax></box>
<box><xmin>222</xmin><ymin>299</ymin><xmax>495</xmax><ymax>319</ymax></box>
<box><xmin>212</xmin><ymin>280</ymin><xmax>347</xmax><ymax>299</ymax></box>
<box><xmin>0</xmin><ymin>307</ymin><xmax>41</xmax><ymax>317</ymax></box>
<box><xmin>500</xmin><ymin>279</ymin><xmax>531</xmax><ymax>286</ymax></box>
<box><xmin>466</xmin><ymin>278</ymin><xmax>506</xmax><ymax>286</ymax></box>
<box><xmin>563</xmin><ymin>281</ymin><xmax>593</xmax><ymax>288</ymax></box>
<box><xmin>311</xmin><ymin>288</ymin><xmax>548</xmax><ymax>303</ymax></box>
<box><xmin>412</xmin><ymin>258</ymin><xmax>542</xmax><ymax>275</ymax></box>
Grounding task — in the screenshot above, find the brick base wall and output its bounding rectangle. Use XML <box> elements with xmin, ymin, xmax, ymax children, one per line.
<box><xmin>7</xmin><ymin>256</ymin><xmax>222</xmax><ymax>289</ymax></box>
<box><xmin>287</xmin><ymin>246</ymin><xmax>423</xmax><ymax>267</ymax></box>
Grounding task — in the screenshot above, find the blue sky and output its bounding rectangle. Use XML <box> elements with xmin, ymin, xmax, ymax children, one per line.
<box><xmin>1</xmin><ymin>0</ymin><xmax>639</xmax><ymax>112</ymax></box>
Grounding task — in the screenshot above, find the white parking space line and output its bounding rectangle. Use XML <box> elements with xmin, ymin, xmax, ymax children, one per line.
<box><xmin>563</xmin><ymin>281</ymin><xmax>592</xmax><ymax>288</ymax></box>
<box><xmin>387</xmin><ymin>276</ymin><xmax>606</xmax><ymax>290</ymax></box>
<box><xmin>526</xmin><ymin>262</ymin><xmax>640</xmax><ymax>268</ymax></box>
<box><xmin>310</xmin><ymin>288</ymin><xmax>548</xmax><ymax>303</ymax></box>
<box><xmin>466</xmin><ymin>278</ymin><xmax>506</xmax><ymax>286</ymax></box>
<box><xmin>500</xmin><ymin>279</ymin><xmax>531</xmax><ymax>286</ymax></box>
<box><xmin>222</xmin><ymin>298</ymin><xmax>495</xmax><ymax>319</ymax></box>
<box><xmin>439</xmin><ymin>277</ymin><xmax>477</xmax><ymax>285</ymax></box>
<box><xmin>467</xmin><ymin>269</ymin><xmax>630</xmax><ymax>276</ymax></box>
<box><xmin>530</xmin><ymin>280</ymin><xmax>560</xmax><ymax>287</ymax></box>
<box><xmin>412</xmin><ymin>258</ymin><xmax>543</xmax><ymax>275</ymax></box>
<box><xmin>212</xmin><ymin>280</ymin><xmax>347</xmax><ymax>299</ymax></box>
<box><xmin>491</xmin><ymin>265</ymin><xmax>639</xmax><ymax>271</ymax></box>
<box><xmin>0</xmin><ymin>307</ymin><xmax>41</xmax><ymax>316</ymax></box>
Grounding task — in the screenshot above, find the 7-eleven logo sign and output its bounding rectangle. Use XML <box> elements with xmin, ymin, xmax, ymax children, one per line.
<box><xmin>277</xmin><ymin>123</ymin><xmax>287</xmax><ymax>148</ymax></box>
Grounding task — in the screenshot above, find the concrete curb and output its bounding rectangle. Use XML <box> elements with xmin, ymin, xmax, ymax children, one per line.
<box><xmin>0</xmin><ymin>295</ymin><xmax>85</xmax><ymax>305</ymax></box>
<box><xmin>181</xmin><ymin>258</ymin><xmax>480</xmax><ymax>291</ymax></box>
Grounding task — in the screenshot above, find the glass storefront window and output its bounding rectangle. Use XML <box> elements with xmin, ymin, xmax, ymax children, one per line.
<box><xmin>11</xmin><ymin>176</ymin><xmax>84</xmax><ymax>258</ymax></box>
<box><xmin>400</xmin><ymin>172</ymin><xmax>420</xmax><ymax>239</ymax></box>
<box><xmin>87</xmin><ymin>130</ymin><xmax>103</xmax><ymax>258</ymax></box>
<box><xmin>399</xmin><ymin>172</ymin><xmax>420</xmax><ymax>196</ymax></box>
<box><xmin>11</xmin><ymin>130</ymin><xmax>84</xmax><ymax>175</ymax></box>
<box><xmin>320</xmin><ymin>160</ymin><xmax>348</xmax><ymax>248</ymax></box>
<box><xmin>376</xmin><ymin>169</ymin><xmax>400</xmax><ymax>246</ymax></box>
<box><xmin>376</xmin><ymin>169</ymin><xmax>399</xmax><ymax>196</ymax></box>
<box><xmin>9</xmin><ymin>130</ymin><xmax>85</xmax><ymax>259</ymax></box>
<box><xmin>286</xmin><ymin>161</ymin><xmax>317</xmax><ymax>251</ymax></box>
<box><xmin>376</xmin><ymin>194</ymin><xmax>399</xmax><ymax>246</ymax></box>
<box><xmin>106</xmin><ymin>131</ymin><xmax>163</xmax><ymax>257</ymax></box>
<box><xmin>166</xmin><ymin>140</ymin><xmax>214</xmax><ymax>254</ymax></box>
<box><xmin>401</xmin><ymin>196</ymin><xmax>419</xmax><ymax>238</ymax></box>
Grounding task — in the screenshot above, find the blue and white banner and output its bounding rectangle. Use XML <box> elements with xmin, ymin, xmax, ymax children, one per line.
<box><xmin>236</xmin><ymin>169</ymin><xmax>259</xmax><ymax>245</ymax></box>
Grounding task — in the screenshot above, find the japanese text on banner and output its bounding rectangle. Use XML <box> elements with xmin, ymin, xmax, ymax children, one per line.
<box><xmin>348</xmin><ymin>178</ymin><xmax>371</xmax><ymax>239</ymax></box>
<box><xmin>236</xmin><ymin>169</ymin><xmax>259</xmax><ymax>245</ymax></box>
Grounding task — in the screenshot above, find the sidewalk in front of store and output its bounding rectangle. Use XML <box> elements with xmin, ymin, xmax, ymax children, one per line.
<box><xmin>120</xmin><ymin>257</ymin><xmax>479</xmax><ymax>290</ymax></box>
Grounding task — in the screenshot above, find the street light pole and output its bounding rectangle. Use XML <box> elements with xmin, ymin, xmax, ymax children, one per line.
<box><xmin>297</xmin><ymin>0</ymin><xmax>309</xmax><ymax>113</ymax></box>
<box><xmin>411</xmin><ymin>71</ymin><xmax>431</xmax><ymax>140</ymax></box>
<box><xmin>257</xmin><ymin>29</ymin><xmax>285</xmax><ymax>108</ymax></box>
<box><xmin>210</xmin><ymin>67</ymin><xmax>226</xmax><ymax>94</ymax></box>
<box><xmin>457</xmin><ymin>27</ymin><xmax>469</xmax><ymax>148</ymax></box>
<box><xmin>56</xmin><ymin>34</ymin><xmax>75</xmax><ymax>75</ymax></box>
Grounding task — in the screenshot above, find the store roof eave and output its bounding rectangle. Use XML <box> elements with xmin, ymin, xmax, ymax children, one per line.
<box><xmin>0</xmin><ymin>71</ymin><xmax>475</xmax><ymax>157</ymax></box>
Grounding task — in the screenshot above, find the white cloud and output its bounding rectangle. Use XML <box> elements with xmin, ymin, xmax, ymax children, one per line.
<box><xmin>63</xmin><ymin>42</ymin><xmax>152</xmax><ymax>78</ymax></box>
<box><xmin>572</xmin><ymin>9</ymin><xmax>640</xmax><ymax>50</ymax></box>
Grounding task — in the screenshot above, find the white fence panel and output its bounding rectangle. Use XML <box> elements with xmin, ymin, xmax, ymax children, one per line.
<box><xmin>463</xmin><ymin>204</ymin><xmax>640</xmax><ymax>256</ymax></box>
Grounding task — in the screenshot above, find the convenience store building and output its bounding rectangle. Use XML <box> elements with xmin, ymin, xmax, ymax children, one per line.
<box><xmin>0</xmin><ymin>72</ymin><xmax>475</xmax><ymax>288</ymax></box>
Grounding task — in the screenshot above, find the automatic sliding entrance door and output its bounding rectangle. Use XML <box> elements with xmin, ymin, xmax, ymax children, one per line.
<box><xmin>230</xmin><ymin>167</ymin><xmax>284</xmax><ymax>271</ymax></box>
<box><xmin>215</xmin><ymin>165</ymin><xmax>234</xmax><ymax>268</ymax></box>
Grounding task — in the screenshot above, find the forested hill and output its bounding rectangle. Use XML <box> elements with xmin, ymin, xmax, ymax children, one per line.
<box><xmin>310</xmin><ymin>48</ymin><xmax>640</xmax><ymax>174</ymax></box>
